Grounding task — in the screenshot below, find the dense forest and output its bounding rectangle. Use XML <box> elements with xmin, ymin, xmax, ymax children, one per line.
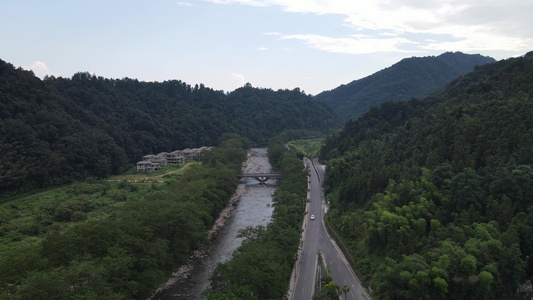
<box><xmin>320</xmin><ymin>52</ymin><xmax>533</xmax><ymax>299</ymax></box>
<box><xmin>315</xmin><ymin>52</ymin><xmax>495</xmax><ymax>121</ymax></box>
<box><xmin>0</xmin><ymin>135</ymin><xmax>249</xmax><ymax>299</ymax></box>
<box><xmin>0</xmin><ymin>61</ymin><xmax>340</xmax><ymax>198</ymax></box>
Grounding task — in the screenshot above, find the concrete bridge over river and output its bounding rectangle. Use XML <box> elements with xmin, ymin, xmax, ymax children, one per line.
<box><xmin>237</xmin><ymin>173</ymin><xmax>282</xmax><ymax>184</ymax></box>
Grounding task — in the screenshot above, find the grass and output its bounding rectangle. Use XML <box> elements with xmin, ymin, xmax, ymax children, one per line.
<box><xmin>0</xmin><ymin>162</ymin><xmax>196</xmax><ymax>254</ymax></box>
<box><xmin>108</xmin><ymin>161</ymin><xmax>197</xmax><ymax>182</ymax></box>
<box><xmin>288</xmin><ymin>138</ymin><xmax>325</xmax><ymax>158</ymax></box>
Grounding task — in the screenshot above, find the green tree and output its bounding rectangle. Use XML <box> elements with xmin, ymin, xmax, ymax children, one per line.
<box><xmin>449</xmin><ymin>168</ymin><xmax>482</xmax><ymax>211</ymax></box>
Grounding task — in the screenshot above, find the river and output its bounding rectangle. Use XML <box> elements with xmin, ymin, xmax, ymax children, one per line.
<box><xmin>151</xmin><ymin>148</ymin><xmax>277</xmax><ymax>299</ymax></box>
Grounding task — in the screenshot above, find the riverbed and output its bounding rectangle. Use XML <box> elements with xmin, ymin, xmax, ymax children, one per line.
<box><xmin>150</xmin><ymin>148</ymin><xmax>277</xmax><ymax>299</ymax></box>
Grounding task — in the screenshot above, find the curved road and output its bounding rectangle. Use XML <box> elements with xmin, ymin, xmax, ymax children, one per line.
<box><xmin>292</xmin><ymin>158</ymin><xmax>370</xmax><ymax>300</ymax></box>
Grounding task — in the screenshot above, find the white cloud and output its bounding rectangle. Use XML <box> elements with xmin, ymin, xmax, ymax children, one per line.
<box><xmin>422</xmin><ymin>31</ymin><xmax>532</xmax><ymax>53</ymax></box>
<box><xmin>281</xmin><ymin>34</ymin><xmax>419</xmax><ymax>54</ymax></box>
<box><xmin>176</xmin><ymin>1</ymin><xmax>194</xmax><ymax>6</ymax></box>
<box><xmin>29</xmin><ymin>61</ymin><xmax>50</xmax><ymax>78</ymax></box>
<box><xmin>232</xmin><ymin>72</ymin><xmax>245</xmax><ymax>87</ymax></box>
<box><xmin>257</xmin><ymin>47</ymin><xmax>268</xmax><ymax>51</ymax></box>
<box><xmin>264</xmin><ymin>32</ymin><xmax>282</xmax><ymax>36</ymax></box>
<box><xmin>203</xmin><ymin>0</ymin><xmax>533</xmax><ymax>54</ymax></box>
<box><xmin>203</xmin><ymin>0</ymin><xmax>268</xmax><ymax>6</ymax></box>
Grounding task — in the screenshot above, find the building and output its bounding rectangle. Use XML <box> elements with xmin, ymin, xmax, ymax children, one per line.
<box><xmin>136</xmin><ymin>146</ymin><xmax>213</xmax><ymax>172</ymax></box>
<box><xmin>136</xmin><ymin>161</ymin><xmax>161</xmax><ymax>172</ymax></box>
<box><xmin>166</xmin><ymin>151</ymin><xmax>186</xmax><ymax>164</ymax></box>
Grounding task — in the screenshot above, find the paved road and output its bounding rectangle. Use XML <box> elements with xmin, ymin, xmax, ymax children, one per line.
<box><xmin>292</xmin><ymin>158</ymin><xmax>370</xmax><ymax>300</ymax></box>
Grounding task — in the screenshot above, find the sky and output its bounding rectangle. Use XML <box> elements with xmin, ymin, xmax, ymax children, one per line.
<box><xmin>1</xmin><ymin>0</ymin><xmax>531</xmax><ymax>95</ymax></box>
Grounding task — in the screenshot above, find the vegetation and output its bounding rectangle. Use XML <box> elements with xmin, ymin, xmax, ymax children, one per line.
<box><xmin>2</xmin><ymin>49</ymin><xmax>528</xmax><ymax>299</ymax></box>
<box><xmin>319</xmin><ymin>52</ymin><xmax>533</xmax><ymax>299</ymax></box>
<box><xmin>0</xmin><ymin>135</ymin><xmax>248</xmax><ymax>299</ymax></box>
<box><xmin>204</xmin><ymin>134</ymin><xmax>308</xmax><ymax>299</ymax></box>
<box><xmin>288</xmin><ymin>138</ymin><xmax>325</xmax><ymax>159</ymax></box>
<box><xmin>0</xmin><ymin>60</ymin><xmax>340</xmax><ymax>198</ymax></box>
<box><xmin>313</xmin><ymin>255</ymin><xmax>341</xmax><ymax>300</ymax></box>
<box><xmin>315</xmin><ymin>52</ymin><xmax>495</xmax><ymax>120</ymax></box>
<box><xmin>107</xmin><ymin>161</ymin><xmax>198</xmax><ymax>183</ymax></box>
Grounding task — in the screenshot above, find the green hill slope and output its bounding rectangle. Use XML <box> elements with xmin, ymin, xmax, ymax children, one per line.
<box><xmin>315</xmin><ymin>52</ymin><xmax>495</xmax><ymax>120</ymax></box>
<box><xmin>0</xmin><ymin>61</ymin><xmax>340</xmax><ymax>197</ymax></box>
<box><xmin>320</xmin><ymin>52</ymin><xmax>533</xmax><ymax>299</ymax></box>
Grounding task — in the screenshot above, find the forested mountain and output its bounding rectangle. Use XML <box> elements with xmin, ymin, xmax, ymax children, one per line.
<box><xmin>315</xmin><ymin>52</ymin><xmax>495</xmax><ymax>120</ymax></box>
<box><xmin>320</xmin><ymin>52</ymin><xmax>533</xmax><ymax>299</ymax></box>
<box><xmin>0</xmin><ymin>60</ymin><xmax>340</xmax><ymax>197</ymax></box>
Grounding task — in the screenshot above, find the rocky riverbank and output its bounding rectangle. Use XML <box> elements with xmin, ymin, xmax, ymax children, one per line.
<box><xmin>149</xmin><ymin>149</ymin><xmax>273</xmax><ymax>299</ymax></box>
<box><xmin>149</xmin><ymin>183</ymin><xmax>248</xmax><ymax>299</ymax></box>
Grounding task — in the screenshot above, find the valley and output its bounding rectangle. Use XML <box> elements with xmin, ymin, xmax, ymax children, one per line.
<box><xmin>1</xmin><ymin>51</ymin><xmax>533</xmax><ymax>299</ymax></box>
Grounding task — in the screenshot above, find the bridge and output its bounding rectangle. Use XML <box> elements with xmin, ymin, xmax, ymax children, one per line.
<box><xmin>237</xmin><ymin>173</ymin><xmax>282</xmax><ymax>184</ymax></box>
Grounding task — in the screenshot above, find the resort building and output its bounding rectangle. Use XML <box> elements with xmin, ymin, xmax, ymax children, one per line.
<box><xmin>136</xmin><ymin>146</ymin><xmax>213</xmax><ymax>172</ymax></box>
<box><xmin>136</xmin><ymin>161</ymin><xmax>161</xmax><ymax>172</ymax></box>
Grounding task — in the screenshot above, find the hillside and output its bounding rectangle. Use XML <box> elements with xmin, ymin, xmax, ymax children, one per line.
<box><xmin>320</xmin><ymin>52</ymin><xmax>533</xmax><ymax>299</ymax></box>
<box><xmin>315</xmin><ymin>52</ymin><xmax>495</xmax><ymax>120</ymax></box>
<box><xmin>0</xmin><ymin>136</ymin><xmax>250</xmax><ymax>299</ymax></box>
<box><xmin>0</xmin><ymin>61</ymin><xmax>341</xmax><ymax>198</ymax></box>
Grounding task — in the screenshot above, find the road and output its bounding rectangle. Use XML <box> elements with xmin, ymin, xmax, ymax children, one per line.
<box><xmin>292</xmin><ymin>158</ymin><xmax>370</xmax><ymax>300</ymax></box>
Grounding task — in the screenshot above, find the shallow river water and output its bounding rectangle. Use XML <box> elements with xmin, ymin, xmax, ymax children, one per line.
<box><xmin>151</xmin><ymin>148</ymin><xmax>277</xmax><ymax>299</ymax></box>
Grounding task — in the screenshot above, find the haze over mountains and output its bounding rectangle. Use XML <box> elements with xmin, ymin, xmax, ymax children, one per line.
<box><xmin>315</xmin><ymin>52</ymin><xmax>495</xmax><ymax>120</ymax></box>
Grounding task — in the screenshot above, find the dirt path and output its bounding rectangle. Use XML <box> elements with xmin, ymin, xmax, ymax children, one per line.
<box><xmin>152</xmin><ymin>161</ymin><xmax>194</xmax><ymax>179</ymax></box>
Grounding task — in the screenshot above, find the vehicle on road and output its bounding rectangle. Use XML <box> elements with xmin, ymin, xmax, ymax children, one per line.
<box><xmin>310</xmin><ymin>215</ymin><xmax>315</xmax><ymax>220</ymax></box>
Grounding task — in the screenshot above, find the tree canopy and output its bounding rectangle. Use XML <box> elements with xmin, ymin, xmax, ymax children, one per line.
<box><xmin>315</xmin><ymin>52</ymin><xmax>495</xmax><ymax>121</ymax></box>
<box><xmin>0</xmin><ymin>135</ymin><xmax>248</xmax><ymax>299</ymax></box>
<box><xmin>320</xmin><ymin>52</ymin><xmax>533</xmax><ymax>299</ymax></box>
<box><xmin>0</xmin><ymin>60</ymin><xmax>340</xmax><ymax>198</ymax></box>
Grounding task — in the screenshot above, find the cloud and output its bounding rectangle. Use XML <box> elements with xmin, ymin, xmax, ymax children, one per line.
<box><xmin>29</xmin><ymin>61</ymin><xmax>50</xmax><ymax>78</ymax></box>
<box><xmin>203</xmin><ymin>0</ymin><xmax>533</xmax><ymax>54</ymax></box>
<box><xmin>203</xmin><ymin>0</ymin><xmax>268</xmax><ymax>6</ymax></box>
<box><xmin>232</xmin><ymin>72</ymin><xmax>245</xmax><ymax>87</ymax></box>
<box><xmin>176</xmin><ymin>1</ymin><xmax>194</xmax><ymax>6</ymax></box>
<box><xmin>281</xmin><ymin>34</ymin><xmax>419</xmax><ymax>54</ymax></box>
<box><xmin>264</xmin><ymin>32</ymin><xmax>282</xmax><ymax>36</ymax></box>
<box><xmin>421</xmin><ymin>31</ymin><xmax>532</xmax><ymax>53</ymax></box>
<box><xmin>257</xmin><ymin>47</ymin><xmax>268</xmax><ymax>51</ymax></box>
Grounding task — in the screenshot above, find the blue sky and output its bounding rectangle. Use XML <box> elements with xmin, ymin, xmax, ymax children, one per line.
<box><xmin>1</xmin><ymin>0</ymin><xmax>531</xmax><ymax>95</ymax></box>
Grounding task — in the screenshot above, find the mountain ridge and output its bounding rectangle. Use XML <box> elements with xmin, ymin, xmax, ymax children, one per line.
<box><xmin>315</xmin><ymin>52</ymin><xmax>495</xmax><ymax>120</ymax></box>
<box><xmin>0</xmin><ymin>61</ymin><xmax>340</xmax><ymax>197</ymax></box>
<box><xmin>319</xmin><ymin>51</ymin><xmax>533</xmax><ymax>299</ymax></box>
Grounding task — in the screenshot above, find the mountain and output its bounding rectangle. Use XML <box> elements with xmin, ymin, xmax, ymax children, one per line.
<box><xmin>315</xmin><ymin>52</ymin><xmax>495</xmax><ymax>120</ymax></box>
<box><xmin>0</xmin><ymin>61</ymin><xmax>340</xmax><ymax>198</ymax></box>
<box><xmin>319</xmin><ymin>52</ymin><xmax>533</xmax><ymax>298</ymax></box>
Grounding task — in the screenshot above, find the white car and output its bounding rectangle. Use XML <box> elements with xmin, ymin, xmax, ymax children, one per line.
<box><xmin>310</xmin><ymin>215</ymin><xmax>315</xmax><ymax>220</ymax></box>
